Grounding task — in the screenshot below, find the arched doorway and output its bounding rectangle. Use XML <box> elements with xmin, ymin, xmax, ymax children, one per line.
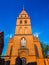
<box><xmin>15</xmin><ymin>56</ymin><xmax>22</xmax><ymax>65</ymax></box>
<box><xmin>16</xmin><ymin>57</ymin><xmax>26</xmax><ymax>65</ymax></box>
<box><xmin>21</xmin><ymin>58</ymin><xmax>26</xmax><ymax>65</ymax></box>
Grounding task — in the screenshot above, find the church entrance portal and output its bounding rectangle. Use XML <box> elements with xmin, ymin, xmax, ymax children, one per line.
<box><xmin>16</xmin><ymin>57</ymin><xmax>37</xmax><ymax>65</ymax></box>
<box><xmin>16</xmin><ymin>57</ymin><xmax>26</xmax><ymax>65</ymax></box>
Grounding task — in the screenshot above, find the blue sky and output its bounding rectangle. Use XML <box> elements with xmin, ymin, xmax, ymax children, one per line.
<box><xmin>0</xmin><ymin>0</ymin><xmax>49</xmax><ymax>55</ymax></box>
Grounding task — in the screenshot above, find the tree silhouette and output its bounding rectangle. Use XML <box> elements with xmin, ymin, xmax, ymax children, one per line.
<box><xmin>40</xmin><ymin>42</ymin><xmax>49</xmax><ymax>58</ymax></box>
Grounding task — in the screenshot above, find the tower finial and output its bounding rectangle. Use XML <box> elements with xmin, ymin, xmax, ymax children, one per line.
<box><xmin>22</xmin><ymin>0</ymin><xmax>24</xmax><ymax>10</ymax></box>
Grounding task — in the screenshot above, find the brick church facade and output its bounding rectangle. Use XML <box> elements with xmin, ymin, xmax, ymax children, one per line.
<box><xmin>5</xmin><ymin>9</ymin><xmax>49</xmax><ymax>65</ymax></box>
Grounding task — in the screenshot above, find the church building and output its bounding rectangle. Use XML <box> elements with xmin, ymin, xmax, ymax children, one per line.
<box><xmin>5</xmin><ymin>9</ymin><xmax>49</xmax><ymax>65</ymax></box>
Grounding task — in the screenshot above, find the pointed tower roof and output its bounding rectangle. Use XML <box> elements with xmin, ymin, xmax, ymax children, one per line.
<box><xmin>18</xmin><ymin>8</ymin><xmax>29</xmax><ymax>18</ymax></box>
<box><xmin>20</xmin><ymin>9</ymin><xmax>28</xmax><ymax>15</ymax></box>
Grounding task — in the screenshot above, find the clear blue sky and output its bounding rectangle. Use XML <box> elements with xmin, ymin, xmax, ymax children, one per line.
<box><xmin>0</xmin><ymin>0</ymin><xmax>49</xmax><ymax>55</ymax></box>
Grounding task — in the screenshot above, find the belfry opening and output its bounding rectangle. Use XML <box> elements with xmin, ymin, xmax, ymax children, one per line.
<box><xmin>5</xmin><ymin>9</ymin><xmax>49</xmax><ymax>65</ymax></box>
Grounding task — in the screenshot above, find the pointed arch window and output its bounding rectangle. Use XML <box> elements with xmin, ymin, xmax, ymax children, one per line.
<box><xmin>20</xmin><ymin>37</ymin><xmax>26</xmax><ymax>48</ymax></box>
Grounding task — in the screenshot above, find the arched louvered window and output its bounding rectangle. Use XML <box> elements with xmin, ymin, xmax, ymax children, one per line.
<box><xmin>20</xmin><ymin>20</ymin><xmax>22</xmax><ymax>24</ymax></box>
<box><xmin>25</xmin><ymin>20</ymin><xmax>27</xmax><ymax>24</ymax></box>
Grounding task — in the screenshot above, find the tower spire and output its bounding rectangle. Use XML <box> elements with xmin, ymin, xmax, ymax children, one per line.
<box><xmin>22</xmin><ymin>0</ymin><xmax>24</xmax><ymax>10</ymax></box>
<box><xmin>23</xmin><ymin>5</ymin><xmax>24</xmax><ymax>10</ymax></box>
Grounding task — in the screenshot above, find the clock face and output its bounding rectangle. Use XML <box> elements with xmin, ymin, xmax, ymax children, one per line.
<box><xmin>21</xmin><ymin>38</ymin><xmax>26</xmax><ymax>47</ymax></box>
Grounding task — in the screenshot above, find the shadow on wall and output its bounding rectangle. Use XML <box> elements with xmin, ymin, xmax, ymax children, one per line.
<box><xmin>27</xmin><ymin>62</ymin><xmax>37</xmax><ymax>65</ymax></box>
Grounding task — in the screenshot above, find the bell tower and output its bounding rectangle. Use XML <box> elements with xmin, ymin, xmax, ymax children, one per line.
<box><xmin>15</xmin><ymin>9</ymin><xmax>32</xmax><ymax>35</ymax></box>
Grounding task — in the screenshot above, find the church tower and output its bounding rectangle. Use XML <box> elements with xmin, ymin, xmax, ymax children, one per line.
<box><xmin>15</xmin><ymin>8</ymin><xmax>32</xmax><ymax>35</ymax></box>
<box><xmin>5</xmin><ymin>9</ymin><xmax>43</xmax><ymax>65</ymax></box>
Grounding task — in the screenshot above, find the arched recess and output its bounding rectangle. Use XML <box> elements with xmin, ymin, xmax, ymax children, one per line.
<box><xmin>24</xmin><ymin>27</ymin><xmax>28</xmax><ymax>34</ymax></box>
<box><xmin>34</xmin><ymin>44</ymin><xmax>39</xmax><ymax>57</ymax></box>
<box><xmin>19</xmin><ymin>27</ymin><xmax>22</xmax><ymax>34</ymax></box>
